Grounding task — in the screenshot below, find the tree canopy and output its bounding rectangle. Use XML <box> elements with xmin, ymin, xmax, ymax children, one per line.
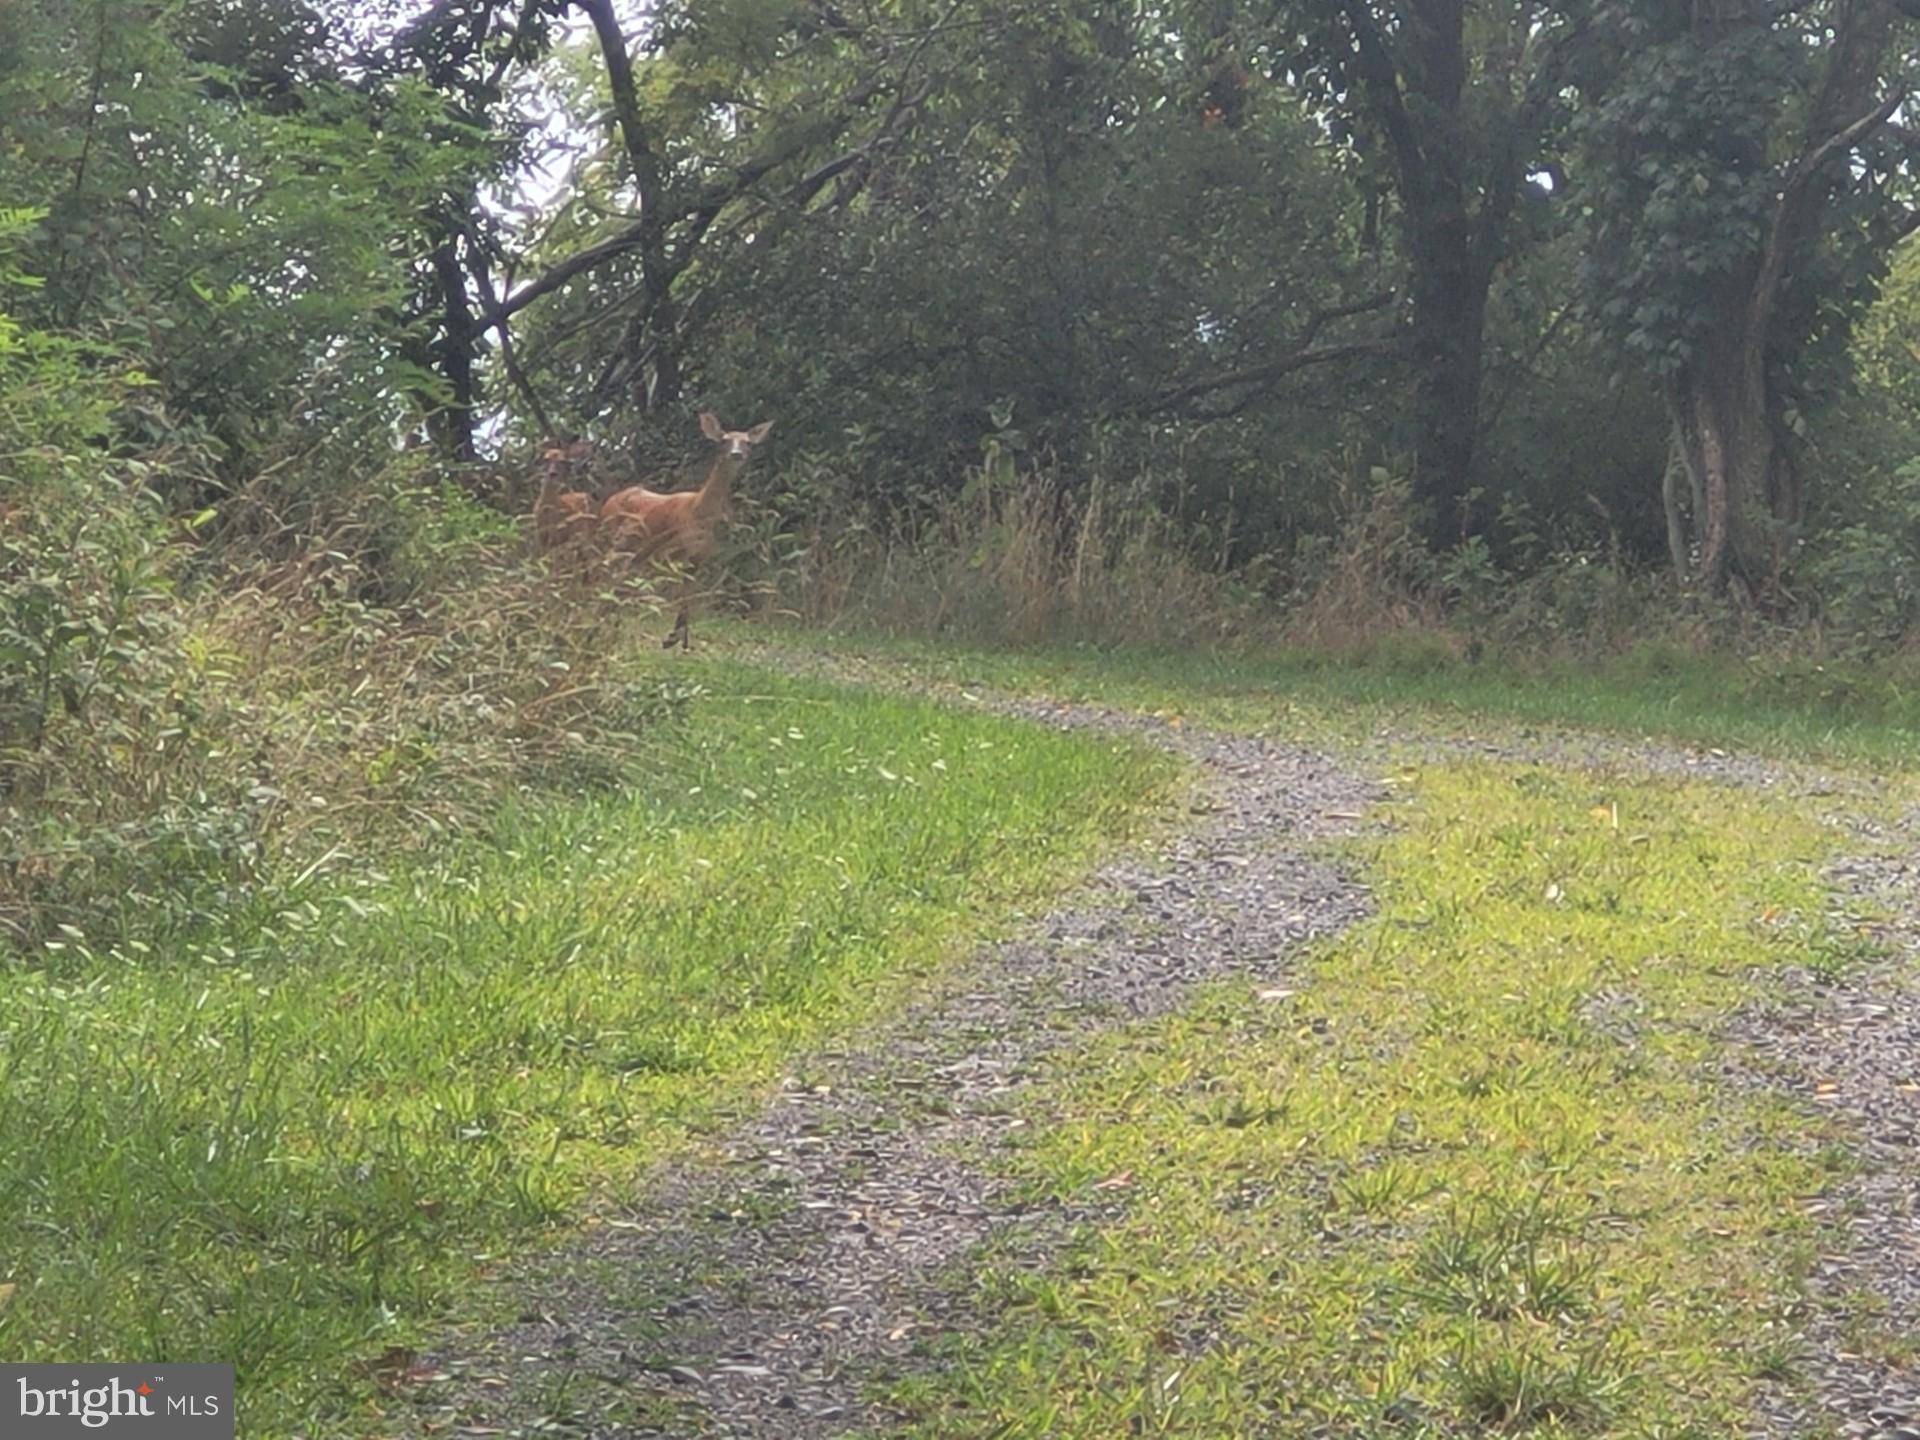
<box><xmin>5</xmin><ymin>0</ymin><xmax>1920</xmax><ymax>600</ymax></box>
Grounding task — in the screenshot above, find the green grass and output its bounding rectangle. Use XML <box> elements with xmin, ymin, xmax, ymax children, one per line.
<box><xmin>772</xmin><ymin>627</ymin><xmax>1920</xmax><ymax>768</ymax></box>
<box><xmin>0</xmin><ymin>656</ymin><xmax>1174</xmax><ymax>1435</ymax></box>
<box><xmin>887</xmin><ymin>761</ymin><xmax>1871</xmax><ymax>1437</ymax></box>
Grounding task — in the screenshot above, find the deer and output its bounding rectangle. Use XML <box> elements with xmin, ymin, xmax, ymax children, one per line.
<box><xmin>532</xmin><ymin>438</ymin><xmax>597</xmax><ymax>562</ymax></box>
<box><xmin>599</xmin><ymin>412</ymin><xmax>772</xmax><ymax>650</ymax></box>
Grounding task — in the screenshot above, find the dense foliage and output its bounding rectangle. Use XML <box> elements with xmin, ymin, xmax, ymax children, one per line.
<box><xmin>6</xmin><ymin>0</ymin><xmax>1919</xmax><ymax>570</ymax></box>
<box><xmin>4</xmin><ymin>0</ymin><xmax>1920</xmax><ymax>952</ymax></box>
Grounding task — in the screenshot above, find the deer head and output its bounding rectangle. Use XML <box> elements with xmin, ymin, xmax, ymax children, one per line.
<box><xmin>700</xmin><ymin>412</ymin><xmax>773</xmax><ymax>461</ymax></box>
<box><xmin>540</xmin><ymin>437</ymin><xmax>595</xmax><ymax>476</ymax></box>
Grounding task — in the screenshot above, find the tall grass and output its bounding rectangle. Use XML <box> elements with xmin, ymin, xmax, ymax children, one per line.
<box><xmin>747</xmin><ymin>455</ymin><xmax>1920</xmax><ymax>766</ymax></box>
<box><xmin>760</xmin><ymin>453</ymin><xmax>1887</xmax><ymax>667</ymax></box>
<box><xmin>1</xmin><ymin>534</ymin><xmax>667</xmax><ymax>956</ymax></box>
<box><xmin>765</xmin><ymin>449</ymin><xmax>1267</xmax><ymax>648</ymax></box>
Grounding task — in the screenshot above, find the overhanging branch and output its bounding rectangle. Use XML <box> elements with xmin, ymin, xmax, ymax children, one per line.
<box><xmin>484</xmin><ymin>223</ymin><xmax>648</xmax><ymax>329</ymax></box>
<box><xmin>1789</xmin><ymin>74</ymin><xmax>1914</xmax><ymax>198</ymax></box>
<box><xmin>1107</xmin><ymin>291</ymin><xmax>1402</xmax><ymax>420</ymax></box>
<box><xmin>1338</xmin><ymin>0</ymin><xmax>1428</xmax><ymax>193</ymax></box>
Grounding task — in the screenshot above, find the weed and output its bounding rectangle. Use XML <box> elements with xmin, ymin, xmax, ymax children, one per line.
<box><xmin>1407</xmin><ymin>1196</ymin><xmax>1598</xmax><ymax>1321</ymax></box>
<box><xmin>1445</xmin><ymin>1333</ymin><xmax>1628</xmax><ymax>1430</ymax></box>
<box><xmin>1333</xmin><ymin>1161</ymin><xmax>1430</xmax><ymax>1217</ymax></box>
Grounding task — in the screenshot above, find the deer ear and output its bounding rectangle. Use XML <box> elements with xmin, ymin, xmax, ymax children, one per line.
<box><xmin>746</xmin><ymin>421</ymin><xmax>772</xmax><ymax>443</ymax></box>
<box><xmin>700</xmin><ymin>412</ymin><xmax>723</xmax><ymax>440</ymax></box>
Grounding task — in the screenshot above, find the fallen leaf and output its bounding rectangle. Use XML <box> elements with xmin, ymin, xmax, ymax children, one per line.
<box><xmin>0</xmin><ymin>1284</ymin><xmax>14</xmax><ymax>1311</ymax></box>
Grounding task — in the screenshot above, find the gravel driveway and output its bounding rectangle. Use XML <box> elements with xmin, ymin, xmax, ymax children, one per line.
<box><xmin>399</xmin><ymin>680</ymin><xmax>1920</xmax><ymax>1440</ymax></box>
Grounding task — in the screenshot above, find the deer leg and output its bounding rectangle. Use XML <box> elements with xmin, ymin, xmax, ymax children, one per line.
<box><xmin>664</xmin><ymin>574</ymin><xmax>692</xmax><ymax>650</ymax></box>
<box><xmin>660</xmin><ymin>568</ymin><xmax>698</xmax><ymax>652</ymax></box>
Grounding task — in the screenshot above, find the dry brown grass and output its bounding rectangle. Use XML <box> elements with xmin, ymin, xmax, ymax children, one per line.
<box><xmin>0</xmin><ymin>538</ymin><xmax>669</xmax><ymax>953</ymax></box>
<box><xmin>1280</xmin><ymin>478</ymin><xmax>1449</xmax><ymax>649</ymax></box>
<box><xmin>762</xmin><ymin>463</ymin><xmax>1739</xmax><ymax>670</ymax></box>
<box><xmin>773</xmin><ymin>461</ymin><xmax>1266</xmax><ymax>649</ymax></box>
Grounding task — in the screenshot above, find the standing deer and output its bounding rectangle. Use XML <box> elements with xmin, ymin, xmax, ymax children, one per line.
<box><xmin>599</xmin><ymin>412</ymin><xmax>772</xmax><ymax>650</ymax></box>
<box><xmin>532</xmin><ymin>439</ymin><xmax>596</xmax><ymax>561</ymax></box>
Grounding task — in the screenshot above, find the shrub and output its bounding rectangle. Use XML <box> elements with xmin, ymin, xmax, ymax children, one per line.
<box><xmin>1803</xmin><ymin>461</ymin><xmax>1920</xmax><ymax>649</ymax></box>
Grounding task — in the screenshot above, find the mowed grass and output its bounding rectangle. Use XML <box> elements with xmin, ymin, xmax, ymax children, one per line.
<box><xmin>775</xmin><ymin>628</ymin><xmax>1920</xmax><ymax>768</ymax></box>
<box><xmin>891</xmin><ymin>762</ymin><xmax>1872</xmax><ymax>1437</ymax></box>
<box><xmin>0</xmin><ymin>658</ymin><xmax>1173</xmax><ymax>1435</ymax></box>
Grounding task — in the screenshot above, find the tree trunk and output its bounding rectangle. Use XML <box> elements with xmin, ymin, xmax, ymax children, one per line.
<box><xmin>427</xmin><ymin>224</ymin><xmax>478</xmax><ymax>461</ymax></box>
<box><xmin>1400</xmin><ymin>0</ymin><xmax>1485</xmax><ymax>546</ymax></box>
<box><xmin>1666</xmin><ymin>302</ymin><xmax>1790</xmax><ymax>593</ymax></box>
<box><xmin>1338</xmin><ymin>0</ymin><xmax>1503</xmax><ymax>550</ymax></box>
<box><xmin>1661</xmin><ymin>431</ymin><xmax>1692</xmax><ymax>581</ymax></box>
<box><xmin>579</xmin><ymin>0</ymin><xmax>681</xmax><ymax>413</ymax></box>
<box><xmin>1408</xmin><ymin>216</ymin><xmax>1488</xmax><ymax>546</ymax></box>
<box><xmin>1660</xmin><ymin>0</ymin><xmax>1895</xmax><ymax>597</ymax></box>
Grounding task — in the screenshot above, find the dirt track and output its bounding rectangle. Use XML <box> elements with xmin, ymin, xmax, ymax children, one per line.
<box><xmin>402</xmin><ymin>685</ymin><xmax>1920</xmax><ymax>1439</ymax></box>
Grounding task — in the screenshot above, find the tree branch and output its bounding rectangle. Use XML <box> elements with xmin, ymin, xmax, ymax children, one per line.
<box><xmin>462</xmin><ymin>0</ymin><xmax>940</xmax><ymax>394</ymax></box>
<box><xmin>487</xmin><ymin>222</ymin><xmax>648</xmax><ymax>327</ymax></box>
<box><xmin>1337</xmin><ymin>0</ymin><xmax>1428</xmax><ymax>193</ymax></box>
<box><xmin>460</xmin><ymin>213</ymin><xmax>553</xmax><ymax>439</ymax></box>
<box><xmin>576</xmin><ymin>0</ymin><xmax>665</xmax><ymax>214</ymax></box>
<box><xmin>1182</xmin><ymin>340</ymin><xmax>1407</xmax><ymax>420</ymax></box>
<box><xmin>1790</xmin><ymin>74</ymin><xmax>1913</xmax><ymax>197</ymax></box>
<box><xmin>1752</xmin><ymin>56</ymin><xmax>1913</xmax><ymax>343</ymax></box>
<box><xmin>1110</xmin><ymin>292</ymin><xmax>1402</xmax><ymax>419</ymax></box>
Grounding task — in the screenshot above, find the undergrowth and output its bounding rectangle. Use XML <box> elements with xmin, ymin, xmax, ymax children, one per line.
<box><xmin>748</xmin><ymin>455</ymin><xmax>1920</xmax><ymax>750</ymax></box>
<box><xmin>2</xmin><ymin>545</ymin><xmax>669</xmax><ymax>956</ymax></box>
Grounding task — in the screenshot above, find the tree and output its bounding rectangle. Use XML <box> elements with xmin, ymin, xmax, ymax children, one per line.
<box><xmin>0</xmin><ymin>0</ymin><xmax>479</xmax><ymax>489</ymax></box>
<box><xmin>1578</xmin><ymin>0</ymin><xmax>1920</xmax><ymax>595</ymax></box>
<box><xmin>468</xmin><ymin>0</ymin><xmax>948</xmax><ymax>438</ymax></box>
<box><xmin>1283</xmin><ymin>0</ymin><xmax>1578</xmax><ymax>545</ymax></box>
<box><xmin>345</xmin><ymin>0</ymin><xmax>566</xmax><ymax>459</ymax></box>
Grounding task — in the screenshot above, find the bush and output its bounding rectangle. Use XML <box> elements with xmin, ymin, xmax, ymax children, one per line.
<box><xmin>1803</xmin><ymin>459</ymin><xmax>1920</xmax><ymax>649</ymax></box>
<box><xmin>0</xmin><ymin>204</ymin><xmax>673</xmax><ymax>959</ymax></box>
<box><xmin>0</xmin><ymin>210</ymin><xmax>205</xmax><ymax>949</ymax></box>
<box><xmin>2</xmin><ymin>540</ymin><xmax>663</xmax><ymax>962</ymax></box>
